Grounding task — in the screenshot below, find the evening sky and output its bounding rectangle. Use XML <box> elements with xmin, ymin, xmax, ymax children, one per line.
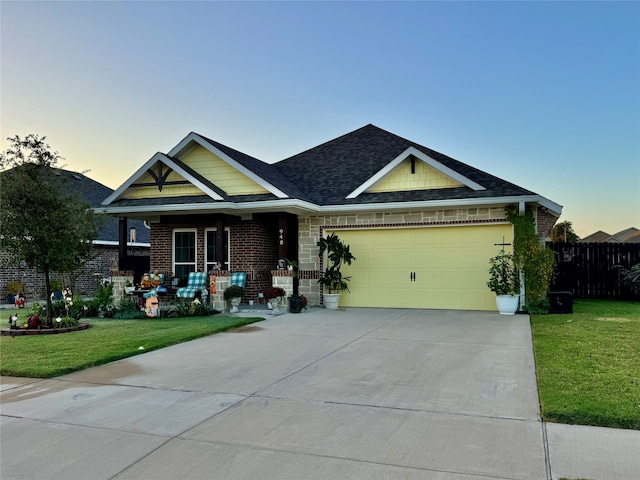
<box><xmin>2</xmin><ymin>1</ymin><xmax>638</xmax><ymax>237</ymax></box>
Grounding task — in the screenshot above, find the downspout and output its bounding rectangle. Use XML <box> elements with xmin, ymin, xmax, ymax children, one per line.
<box><xmin>518</xmin><ymin>202</ymin><xmax>526</xmax><ymax>311</ymax></box>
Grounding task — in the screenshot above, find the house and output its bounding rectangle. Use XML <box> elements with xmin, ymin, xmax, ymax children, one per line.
<box><xmin>0</xmin><ymin>168</ymin><xmax>150</xmax><ymax>301</ymax></box>
<box><xmin>581</xmin><ymin>227</ymin><xmax>640</xmax><ymax>244</ymax></box>
<box><xmin>580</xmin><ymin>230</ymin><xmax>613</xmax><ymax>243</ymax></box>
<box><xmin>100</xmin><ymin>124</ymin><xmax>562</xmax><ymax>311</ymax></box>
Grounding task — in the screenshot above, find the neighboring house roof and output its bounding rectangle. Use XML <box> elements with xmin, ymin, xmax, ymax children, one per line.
<box><xmin>624</xmin><ymin>231</ymin><xmax>640</xmax><ymax>244</ymax></box>
<box><xmin>580</xmin><ymin>231</ymin><xmax>612</xmax><ymax>243</ymax></box>
<box><xmin>581</xmin><ymin>227</ymin><xmax>640</xmax><ymax>243</ymax></box>
<box><xmin>1</xmin><ymin>166</ymin><xmax>149</xmax><ymax>245</ymax></box>
<box><xmin>608</xmin><ymin>227</ymin><xmax>639</xmax><ymax>243</ymax></box>
<box><xmin>101</xmin><ymin>124</ymin><xmax>563</xmax><ymax>218</ymax></box>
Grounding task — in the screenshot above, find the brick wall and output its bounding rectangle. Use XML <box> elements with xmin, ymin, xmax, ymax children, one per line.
<box><xmin>142</xmin><ymin>204</ymin><xmax>553</xmax><ymax>309</ymax></box>
<box><xmin>536</xmin><ymin>207</ymin><xmax>560</xmax><ymax>240</ymax></box>
<box><xmin>149</xmin><ymin>215</ymin><xmax>280</xmax><ymax>302</ymax></box>
<box><xmin>0</xmin><ymin>245</ymin><xmax>149</xmax><ymax>302</ymax></box>
<box><xmin>231</xmin><ymin>220</ymin><xmax>278</xmax><ymax>300</ymax></box>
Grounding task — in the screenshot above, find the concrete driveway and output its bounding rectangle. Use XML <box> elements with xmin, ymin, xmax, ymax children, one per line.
<box><xmin>2</xmin><ymin>308</ymin><xmax>639</xmax><ymax>479</ymax></box>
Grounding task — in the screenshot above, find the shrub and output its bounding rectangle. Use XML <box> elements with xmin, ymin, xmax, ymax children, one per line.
<box><xmin>54</xmin><ymin>317</ymin><xmax>79</xmax><ymax>328</ymax></box>
<box><xmin>112</xmin><ymin>297</ymin><xmax>146</xmax><ymax>319</ymax></box>
<box><xmin>617</xmin><ymin>263</ymin><xmax>640</xmax><ymax>295</ymax></box>
<box><xmin>288</xmin><ymin>294</ymin><xmax>308</xmax><ymax>313</ymax></box>
<box><xmin>506</xmin><ymin>206</ymin><xmax>555</xmax><ymax>310</ymax></box>
<box><xmin>165</xmin><ymin>298</ymin><xmax>217</xmax><ymax>317</ymax></box>
<box><xmin>487</xmin><ymin>250</ymin><xmax>520</xmax><ymax>295</ymax></box>
<box><xmin>7</xmin><ymin>280</ymin><xmax>25</xmax><ymax>295</ymax></box>
<box><xmin>264</xmin><ymin>287</ymin><xmax>285</xmax><ymax>300</ymax></box>
<box><xmin>223</xmin><ymin>285</ymin><xmax>244</xmax><ymax>300</ymax></box>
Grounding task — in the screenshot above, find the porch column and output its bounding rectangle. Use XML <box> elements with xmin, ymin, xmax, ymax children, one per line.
<box><xmin>278</xmin><ymin>215</ymin><xmax>288</xmax><ymax>262</ymax></box>
<box><xmin>216</xmin><ymin>215</ymin><xmax>225</xmax><ymax>268</ymax></box>
<box><xmin>118</xmin><ymin>217</ymin><xmax>128</xmax><ymax>268</ymax></box>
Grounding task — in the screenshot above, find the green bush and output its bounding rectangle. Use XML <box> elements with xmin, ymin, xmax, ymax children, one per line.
<box><xmin>55</xmin><ymin>317</ymin><xmax>79</xmax><ymax>328</ymax></box>
<box><xmin>112</xmin><ymin>297</ymin><xmax>146</xmax><ymax>319</ymax></box>
<box><xmin>165</xmin><ymin>298</ymin><xmax>217</xmax><ymax>317</ymax></box>
<box><xmin>224</xmin><ymin>285</ymin><xmax>244</xmax><ymax>300</ymax></box>
<box><xmin>288</xmin><ymin>294</ymin><xmax>308</xmax><ymax>313</ymax></box>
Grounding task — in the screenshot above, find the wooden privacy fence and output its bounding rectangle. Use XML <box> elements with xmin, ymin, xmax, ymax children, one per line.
<box><xmin>547</xmin><ymin>242</ymin><xmax>640</xmax><ymax>299</ymax></box>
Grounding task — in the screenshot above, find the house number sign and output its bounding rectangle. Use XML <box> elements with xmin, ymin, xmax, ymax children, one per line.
<box><xmin>279</xmin><ymin>228</ymin><xmax>285</xmax><ymax>246</ymax></box>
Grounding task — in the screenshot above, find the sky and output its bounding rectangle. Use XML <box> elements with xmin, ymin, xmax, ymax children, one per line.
<box><xmin>1</xmin><ymin>1</ymin><xmax>638</xmax><ymax>238</ymax></box>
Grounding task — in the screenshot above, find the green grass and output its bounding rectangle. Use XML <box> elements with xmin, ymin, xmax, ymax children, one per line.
<box><xmin>1</xmin><ymin>314</ymin><xmax>263</xmax><ymax>378</ymax></box>
<box><xmin>531</xmin><ymin>299</ymin><xmax>640</xmax><ymax>430</ymax></box>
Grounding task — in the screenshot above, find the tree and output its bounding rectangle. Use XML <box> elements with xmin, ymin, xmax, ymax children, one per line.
<box><xmin>0</xmin><ymin>134</ymin><xmax>104</xmax><ymax>324</ymax></box>
<box><xmin>550</xmin><ymin>221</ymin><xmax>580</xmax><ymax>243</ymax></box>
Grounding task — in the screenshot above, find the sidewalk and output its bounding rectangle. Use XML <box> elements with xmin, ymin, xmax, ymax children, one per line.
<box><xmin>2</xmin><ymin>308</ymin><xmax>639</xmax><ymax>479</ymax></box>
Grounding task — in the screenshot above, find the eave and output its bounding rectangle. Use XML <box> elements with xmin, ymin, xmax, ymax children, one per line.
<box><xmin>102</xmin><ymin>152</ymin><xmax>224</xmax><ymax>205</ymax></box>
<box><xmin>169</xmin><ymin>132</ymin><xmax>289</xmax><ymax>199</ymax></box>
<box><xmin>96</xmin><ymin>194</ymin><xmax>562</xmax><ymax>220</ymax></box>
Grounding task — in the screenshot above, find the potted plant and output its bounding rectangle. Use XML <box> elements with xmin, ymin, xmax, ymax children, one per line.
<box><xmin>317</xmin><ymin>233</ymin><xmax>356</xmax><ymax>310</ymax></box>
<box><xmin>288</xmin><ymin>293</ymin><xmax>308</xmax><ymax>314</ymax></box>
<box><xmin>224</xmin><ymin>285</ymin><xmax>244</xmax><ymax>313</ymax></box>
<box><xmin>264</xmin><ymin>286</ymin><xmax>285</xmax><ymax>314</ymax></box>
<box><xmin>285</xmin><ymin>259</ymin><xmax>297</xmax><ymax>272</ymax></box>
<box><xmin>487</xmin><ymin>250</ymin><xmax>521</xmax><ymax>315</ymax></box>
<box><xmin>7</xmin><ymin>280</ymin><xmax>25</xmax><ymax>304</ymax></box>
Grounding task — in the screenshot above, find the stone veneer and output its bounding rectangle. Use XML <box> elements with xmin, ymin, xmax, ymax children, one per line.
<box><xmin>139</xmin><ymin>205</ymin><xmax>556</xmax><ymax>310</ymax></box>
<box><xmin>296</xmin><ymin>206</ymin><xmax>555</xmax><ymax>306</ymax></box>
<box><xmin>207</xmin><ymin>270</ymin><xmax>294</xmax><ymax>311</ymax></box>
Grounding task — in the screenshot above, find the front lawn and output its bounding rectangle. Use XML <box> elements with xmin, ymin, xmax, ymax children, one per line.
<box><xmin>1</xmin><ymin>315</ymin><xmax>263</xmax><ymax>378</ymax></box>
<box><xmin>531</xmin><ymin>299</ymin><xmax>640</xmax><ymax>430</ymax></box>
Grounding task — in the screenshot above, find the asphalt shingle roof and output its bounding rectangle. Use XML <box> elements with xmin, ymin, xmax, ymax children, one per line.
<box><xmin>1</xmin><ymin>167</ymin><xmax>150</xmax><ymax>243</ymax></box>
<box><xmin>106</xmin><ymin>124</ymin><xmax>542</xmax><ymax>211</ymax></box>
<box><xmin>273</xmin><ymin>124</ymin><xmax>535</xmax><ymax>205</ymax></box>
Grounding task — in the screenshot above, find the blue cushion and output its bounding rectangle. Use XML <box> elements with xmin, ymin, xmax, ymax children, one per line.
<box><xmin>176</xmin><ymin>272</ymin><xmax>209</xmax><ymax>299</ymax></box>
<box><xmin>230</xmin><ymin>272</ymin><xmax>247</xmax><ymax>288</ymax></box>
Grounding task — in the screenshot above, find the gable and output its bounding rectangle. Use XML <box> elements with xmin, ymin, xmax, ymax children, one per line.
<box><xmin>178</xmin><ymin>144</ymin><xmax>269</xmax><ymax>196</ymax></box>
<box><xmin>127</xmin><ymin>161</ymin><xmax>205</xmax><ymax>199</ymax></box>
<box><xmin>347</xmin><ymin>146</ymin><xmax>485</xmax><ymax>199</ymax></box>
<box><xmin>366</xmin><ymin>157</ymin><xmax>464</xmax><ymax>193</ymax></box>
<box><xmin>101</xmin><ymin>124</ymin><xmax>562</xmax><ymax>218</ymax></box>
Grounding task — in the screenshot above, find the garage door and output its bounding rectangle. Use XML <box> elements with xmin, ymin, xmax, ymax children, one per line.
<box><xmin>327</xmin><ymin>223</ymin><xmax>513</xmax><ymax>311</ymax></box>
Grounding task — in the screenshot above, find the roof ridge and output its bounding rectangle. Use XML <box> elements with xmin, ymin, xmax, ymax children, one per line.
<box><xmin>276</xmin><ymin>124</ymin><xmax>383</xmax><ymax>164</ymax></box>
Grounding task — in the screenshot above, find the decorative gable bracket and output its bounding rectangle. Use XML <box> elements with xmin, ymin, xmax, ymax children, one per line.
<box><xmin>101</xmin><ymin>152</ymin><xmax>225</xmax><ymax>205</ymax></box>
<box><xmin>131</xmin><ymin>163</ymin><xmax>189</xmax><ymax>192</ymax></box>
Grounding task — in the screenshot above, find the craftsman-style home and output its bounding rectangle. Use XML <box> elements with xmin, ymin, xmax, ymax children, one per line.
<box><xmin>101</xmin><ymin>124</ymin><xmax>562</xmax><ymax>310</ymax></box>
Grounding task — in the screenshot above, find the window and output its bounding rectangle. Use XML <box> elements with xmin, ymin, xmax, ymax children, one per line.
<box><xmin>173</xmin><ymin>229</ymin><xmax>197</xmax><ymax>285</ymax></box>
<box><xmin>205</xmin><ymin>227</ymin><xmax>230</xmax><ymax>272</ymax></box>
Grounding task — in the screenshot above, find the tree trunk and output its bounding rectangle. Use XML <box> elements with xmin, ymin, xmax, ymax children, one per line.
<box><xmin>44</xmin><ymin>269</ymin><xmax>53</xmax><ymax>327</ymax></box>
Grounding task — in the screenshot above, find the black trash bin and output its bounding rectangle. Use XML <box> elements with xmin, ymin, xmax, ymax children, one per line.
<box><xmin>548</xmin><ymin>291</ymin><xmax>573</xmax><ymax>314</ymax></box>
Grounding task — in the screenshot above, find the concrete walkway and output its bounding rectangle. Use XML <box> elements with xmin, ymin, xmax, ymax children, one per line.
<box><xmin>1</xmin><ymin>308</ymin><xmax>638</xmax><ymax>479</ymax></box>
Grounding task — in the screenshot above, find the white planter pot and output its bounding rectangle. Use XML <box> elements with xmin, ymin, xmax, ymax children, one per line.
<box><xmin>270</xmin><ymin>297</ymin><xmax>282</xmax><ymax>315</ymax></box>
<box><xmin>323</xmin><ymin>293</ymin><xmax>341</xmax><ymax>310</ymax></box>
<box><xmin>229</xmin><ymin>297</ymin><xmax>241</xmax><ymax>313</ymax></box>
<box><xmin>495</xmin><ymin>295</ymin><xmax>519</xmax><ymax>315</ymax></box>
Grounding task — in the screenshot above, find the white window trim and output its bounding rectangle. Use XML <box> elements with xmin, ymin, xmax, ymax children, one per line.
<box><xmin>173</xmin><ymin>228</ymin><xmax>198</xmax><ymax>276</ymax></box>
<box><xmin>205</xmin><ymin>227</ymin><xmax>231</xmax><ymax>271</ymax></box>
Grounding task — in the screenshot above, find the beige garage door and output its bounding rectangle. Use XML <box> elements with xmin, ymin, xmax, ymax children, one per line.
<box><xmin>327</xmin><ymin>224</ymin><xmax>513</xmax><ymax>311</ymax></box>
